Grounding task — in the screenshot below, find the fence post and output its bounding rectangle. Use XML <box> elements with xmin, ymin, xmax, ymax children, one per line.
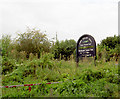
<box><xmin>94</xmin><ymin>56</ymin><xmax>96</xmax><ymax>66</ymax></box>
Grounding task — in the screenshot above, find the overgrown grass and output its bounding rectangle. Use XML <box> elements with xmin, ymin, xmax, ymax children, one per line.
<box><xmin>1</xmin><ymin>54</ymin><xmax>119</xmax><ymax>97</ymax></box>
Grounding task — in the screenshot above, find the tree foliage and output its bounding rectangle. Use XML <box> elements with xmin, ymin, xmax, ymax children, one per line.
<box><xmin>98</xmin><ymin>35</ymin><xmax>120</xmax><ymax>61</ymax></box>
<box><xmin>1</xmin><ymin>35</ymin><xmax>12</xmax><ymax>57</ymax></box>
<box><xmin>15</xmin><ymin>28</ymin><xmax>51</xmax><ymax>58</ymax></box>
<box><xmin>51</xmin><ymin>39</ymin><xmax>76</xmax><ymax>60</ymax></box>
<box><xmin>101</xmin><ymin>35</ymin><xmax>120</xmax><ymax>50</ymax></box>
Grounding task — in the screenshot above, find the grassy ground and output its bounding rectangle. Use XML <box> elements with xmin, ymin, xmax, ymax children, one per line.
<box><xmin>1</xmin><ymin>57</ymin><xmax>119</xmax><ymax>97</ymax></box>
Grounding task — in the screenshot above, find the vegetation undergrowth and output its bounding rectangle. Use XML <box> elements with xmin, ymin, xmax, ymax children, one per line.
<box><xmin>2</xmin><ymin>57</ymin><xmax>119</xmax><ymax>97</ymax></box>
<box><xmin>1</xmin><ymin>28</ymin><xmax>119</xmax><ymax>97</ymax></box>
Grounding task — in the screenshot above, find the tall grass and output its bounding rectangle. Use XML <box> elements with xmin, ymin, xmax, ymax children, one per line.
<box><xmin>1</xmin><ymin>53</ymin><xmax>119</xmax><ymax>97</ymax></box>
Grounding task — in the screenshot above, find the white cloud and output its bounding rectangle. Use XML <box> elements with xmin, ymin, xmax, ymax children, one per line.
<box><xmin>0</xmin><ymin>0</ymin><xmax>118</xmax><ymax>44</ymax></box>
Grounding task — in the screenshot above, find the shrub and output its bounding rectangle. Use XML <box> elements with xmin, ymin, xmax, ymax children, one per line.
<box><xmin>51</xmin><ymin>39</ymin><xmax>76</xmax><ymax>60</ymax></box>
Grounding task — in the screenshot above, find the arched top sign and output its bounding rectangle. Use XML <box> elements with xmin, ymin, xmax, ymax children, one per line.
<box><xmin>76</xmin><ymin>34</ymin><xmax>96</xmax><ymax>62</ymax></box>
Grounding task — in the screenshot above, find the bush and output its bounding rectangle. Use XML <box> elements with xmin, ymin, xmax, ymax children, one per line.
<box><xmin>98</xmin><ymin>35</ymin><xmax>120</xmax><ymax>61</ymax></box>
<box><xmin>51</xmin><ymin>39</ymin><xmax>76</xmax><ymax>60</ymax></box>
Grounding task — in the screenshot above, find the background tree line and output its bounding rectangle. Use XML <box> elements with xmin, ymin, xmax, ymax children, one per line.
<box><xmin>1</xmin><ymin>28</ymin><xmax>76</xmax><ymax>62</ymax></box>
<box><xmin>97</xmin><ymin>35</ymin><xmax>120</xmax><ymax>62</ymax></box>
<box><xmin>0</xmin><ymin>28</ymin><xmax>120</xmax><ymax>63</ymax></box>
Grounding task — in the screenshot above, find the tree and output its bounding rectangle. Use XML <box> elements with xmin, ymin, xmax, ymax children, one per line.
<box><xmin>101</xmin><ymin>35</ymin><xmax>119</xmax><ymax>50</ymax></box>
<box><xmin>51</xmin><ymin>39</ymin><xmax>76</xmax><ymax>60</ymax></box>
<box><xmin>1</xmin><ymin>35</ymin><xmax>12</xmax><ymax>57</ymax></box>
<box><xmin>16</xmin><ymin>28</ymin><xmax>51</xmax><ymax>58</ymax></box>
<box><xmin>98</xmin><ymin>35</ymin><xmax>120</xmax><ymax>61</ymax></box>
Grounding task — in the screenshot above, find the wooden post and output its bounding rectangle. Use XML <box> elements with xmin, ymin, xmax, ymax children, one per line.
<box><xmin>76</xmin><ymin>57</ymin><xmax>79</xmax><ymax>68</ymax></box>
<box><xmin>76</xmin><ymin>62</ymin><xmax>78</xmax><ymax>68</ymax></box>
<box><xmin>94</xmin><ymin>56</ymin><xmax>96</xmax><ymax>66</ymax></box>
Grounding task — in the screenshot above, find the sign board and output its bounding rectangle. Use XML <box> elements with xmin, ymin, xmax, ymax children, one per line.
<box><xmin>76</xmin><ymin>34</ymin><xmax>96</xmax><ymax>63</ymax></box>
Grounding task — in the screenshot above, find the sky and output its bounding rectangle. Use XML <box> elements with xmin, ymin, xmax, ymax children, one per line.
<box><xmin>0</xmin><ymin>0</ymin><xmax>119</xmax><ymax>44</ymax></box>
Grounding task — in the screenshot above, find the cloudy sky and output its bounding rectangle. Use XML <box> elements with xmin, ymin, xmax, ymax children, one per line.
<box><xmin>0</xmin><ymin>0</ymin><xmax>119</xmax><ymax>44</ymax></box>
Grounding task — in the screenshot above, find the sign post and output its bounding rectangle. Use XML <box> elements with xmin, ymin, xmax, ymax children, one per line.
<box><xmin>76</xmin><ymin>34</ymin><xmax>96</xmax><ymax>67</ymax></box>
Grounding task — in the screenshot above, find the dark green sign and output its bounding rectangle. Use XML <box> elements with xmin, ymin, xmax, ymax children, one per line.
<box><xmin>76</xmin><ymin>34</ymin><xmax>96</xmax><ymax>63</ymax></box>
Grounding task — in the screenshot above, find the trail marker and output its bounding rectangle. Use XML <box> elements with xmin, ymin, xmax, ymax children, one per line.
<box><xmin>76</xmin><ymin>34</ymin><xmax>96</xmax><ymax>66</ymax></box>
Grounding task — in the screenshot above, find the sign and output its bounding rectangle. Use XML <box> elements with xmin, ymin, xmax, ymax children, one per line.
<box><xmin>76</xmin><ymin>34</ymin><xmax>96</xmax><ymax>63</ymax></box>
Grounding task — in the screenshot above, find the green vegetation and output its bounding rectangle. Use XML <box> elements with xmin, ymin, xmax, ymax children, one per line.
<box><xmin>0</xmin><ymin>28</ymin><xmax>119</xmax><ymax>97</ymax></box>
<box><xmin>51</xmin><ymin>39</ymin><xmax>76</xmax><ymax>60</ymax></box>
<box><xmin>97</xmin><ymin>35</ymin><xmax>120</xmax><ymax>62</ymax></box>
